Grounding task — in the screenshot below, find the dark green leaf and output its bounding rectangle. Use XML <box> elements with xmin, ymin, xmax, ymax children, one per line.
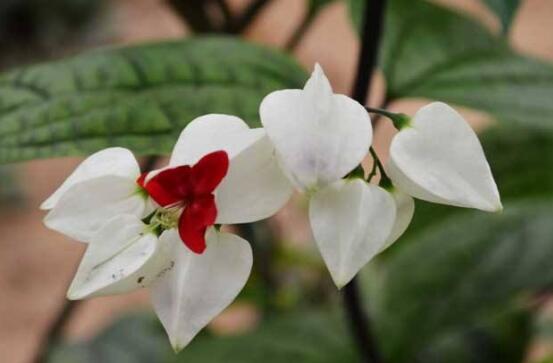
<box><xmin>175</xmin><ymin>311</ymin><xmax>356</xmax><ymax>363</ymax></box>
<box><xmin>47</xmin><ymin>313</ymin><xmax>173</xmax><ymax>363</ymax></box>
<box><xmin>372</xmin><ymin>200</ymin><xmax>553</xmax><ymax>362</ymax></box>
<box><xmin>349</xmin><ymin>0</ymin><xmax>553</xmax><ymax>128</ymax></box>
<box><xmin>482</xmin><ymin>0</ymin><xmax>521</xmax><ymax>34</ymax></box>
<box><xmin>49</xmin><ymin>311</ymin><xmax>356</xmax><ymax>363</ymax></box>
<box><xmin>0</xmin><ymin>36</ymin><xmax>307</xmax><ymax>164</ymax></box>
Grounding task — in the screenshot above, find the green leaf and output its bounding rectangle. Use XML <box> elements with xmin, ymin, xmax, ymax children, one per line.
<box><xmin>0</xmin><ymin>36</ymin><xmax>307</xmax><ymax>164</ymax></box>
<box><xmin>47</xmin><ymin>313</ymin><xmax>173</xmax><ymax>363</ymax></box>
<box><xmin>348</xmin><ymin>0</ymin><xmax>553</xmax><ymax>128</ymax></box>
<box><xmin>49</xmin><ymin>311</ymin><xmax>356</xmax><ymax>363</ymax></box>
<box><xmin>372</xmin><ymin>199</ymin><xmax>553</xmax><ymax>362</ymax></box>
<box><xmin>175</xmin><ymin>311</ymin><xmax>356</xmax><ymax>363</ymax></box>
<box><xmin>482</xmin><ymin>0</ymin><xmax>521</xmax><ymax>34</ymax></box>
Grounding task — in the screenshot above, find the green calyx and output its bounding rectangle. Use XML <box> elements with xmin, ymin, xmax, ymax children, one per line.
<box><xmin>142</xmin><ymin>207</ymin><xmax>181</xmax><ymax>236</ymax></box>
<box><xmin>364</xmin><ymin>106</ymin><xmax>411</xmax><ymax>129</ymax></box>
<box><xmin>134</xmin><ymin>185</ymin><xmax>149</xmax><ymax>199</ymax></box>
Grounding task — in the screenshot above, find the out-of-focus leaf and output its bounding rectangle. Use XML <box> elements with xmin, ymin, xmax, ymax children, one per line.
<box><xmin>47</xmin><ymin>313</ymin><xmax>172</xmax><ymax>363</ymax></box>
<box><xmin>348</xmin><ymin>0</ymin><xmax>553</xmax><ymax>128</ymax></box>
<box><xmin>0</xmin><ymin>37</ymin><xmax>307</xmax><ymax>164</ymax></box>
<box><xmin>49</xmin><ymin>311</ymin><xmax>356</xmax><ymax>363</ymax></box>
<box><xmin>481</xmin><ymin>0</ymin><xmax>521</xmax><ymax>34</ymax></box>
<box><xmin>371</xmin><ymin>199</ymin><xmax>553</xmax><ymax>363</ymax></box>
<box><xmin>174</xmin><ymin>311</ymin><xmax>356</xmax><ymax>363</ymax></box>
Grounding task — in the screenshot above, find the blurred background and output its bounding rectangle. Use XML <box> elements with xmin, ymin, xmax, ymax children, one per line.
<box><xmin>1</xmin><ymin>0</ymin><xmax>553</xmax><ymax>362</ymax></box>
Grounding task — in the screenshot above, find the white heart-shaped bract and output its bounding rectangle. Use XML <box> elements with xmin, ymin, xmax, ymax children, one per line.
<box><xmin>388</xmin><ymin>102</ymin><xmax>502</xmax><ymax>212</ymax></box>
<box><xmin>44</xmin><ymin>175</ymin><xmax>147</xmax><ymax>242</ymax></box>
<box><xmin>378</xmin><ymin>188</ymin><xmax>415</xmax><ymax>254</ymax></box>
<box><xmin>309</xmin><ymin>179</ymin><xmax>396</xmax><ymax>288</ymax></box>
<box><xmin>215</xmin><ymin>133</ymin><xmax>293</xmax><ymax>224</ymax></box>
<box><xmin>260</xmin><ymin>64</ymin><xmax>372</xmax><ymax>191</ymax></box>
<box><xmin>169</xmin><ymin>114</ymin><xmax>265</xmax><ymax>166</ymax></box>
<box><xmin>67</xmin><ymin>215</ymin><xmax>171</xmax><ymax>300</ymax></box>
<box><xmin>167</xmin><ymin>113</ymin><xmax>293</xmax><ymax>224</ymax></box>
<box><xmin>41</xmin><ymin>147</ymin><xmax>140</xmax><ymax>210</ymax></box>
<box><xmin>150</xmin><ymin>228</ymin><xmax>253</xmax><ymax>352</ymax></box>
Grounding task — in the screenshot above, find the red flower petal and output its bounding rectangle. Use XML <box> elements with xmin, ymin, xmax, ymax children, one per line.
<box><xmin>144</xmin><ymin>166</ymin><xmax>192</xmax><ymax>207</ymax></box>
<box><xmin>191</xmin><ymin>151</ymin><xmax>229</xmax><ymax>196</ymax></box>
<box><xmin>178</xmin><ymin>195</ymin><xmax>217</xmax><ymax>254</ymax></box>
<box><xmin>136</xmin><ymin>173</ymin><xmax>147</xmax><ymax>188</ymax></box>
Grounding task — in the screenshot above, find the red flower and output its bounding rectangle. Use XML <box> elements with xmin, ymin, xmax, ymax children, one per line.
<box><xmin>139</xmin><ymin>151</ymin><xmax>229</xmax><ymax>253</ymax></box>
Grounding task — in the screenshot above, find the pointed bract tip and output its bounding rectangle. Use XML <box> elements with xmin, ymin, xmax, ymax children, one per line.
<box><xmin>39</xmin><ymin>199</ymin><xmax>51</xmax><ymax>210</ymax></box>
<box><xmin>313</xmin><ymin>62</ymin><xmax>324</xmax><ymax>75</ymax></box>
<box><xmin>332</xmin><ymin>274</ymin><xmax>352</xmax><ymax>290</ymax></box>
<box><xmin>172</xmin><ymin>343</ymin><xmax>184</xmax><ymax>354</ymax></box>
<box><xmin>66</xmin><ymin>290</ymin><xmax>83</xmax><ymax>301</ymax></box>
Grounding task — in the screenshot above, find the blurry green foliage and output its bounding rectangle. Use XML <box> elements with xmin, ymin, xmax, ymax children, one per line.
<box><xmin>0</xmin><ymin>37</ymin><xmax>307</xmax><ymax>164</ymax></box>
<box><xmin>47</xmin><ymin>313</ymin><xmax>173</xmax><ymax>363</ymax></box>
<box><xmin>482</xmin><ymin>0</ymin><xmax>521</xmax><ymax>34</ymax></box>
<box><xmin>371</xmin><ymin>199</ymin><xmax>553</xmax><ymax>362</ymax></box>
<box><xmin>349</xmin><ymin>0</ymin><xmax>553</xmax><ymax>129</ymax></box>
<box><xmin>49</xmin><ymin>311</ymin><xmax>356</xmax><ymax>363</ymax></box>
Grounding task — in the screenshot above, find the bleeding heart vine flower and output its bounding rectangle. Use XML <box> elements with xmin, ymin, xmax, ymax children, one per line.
<box><xmin>41</xmin><ymin>147</ymin><xmax>152</xmax><ymax>242</ymax></box>
<box><xmin>42</xmin><ymin>114</ymin><xmax>293</xmax><ymax>351</ymax></box>
<box><xmin>260</xmin><ymin>64</ymin><xmax>399</xmax><ymax>288</ymax></box>
<box><xmin>387</xmin><ymin>102</ymin><xmax>502</xmax><ymax>212</ymax></box>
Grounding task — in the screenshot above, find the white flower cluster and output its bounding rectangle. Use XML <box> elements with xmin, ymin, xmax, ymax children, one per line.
<box><xmin>42</xmin><ymin>64</ymin><xmax>500</xmax><ymax>351</ymax></box>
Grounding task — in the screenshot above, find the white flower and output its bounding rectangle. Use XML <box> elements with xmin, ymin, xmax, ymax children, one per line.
<box><xmin>260</xmin><ymin>64</ymin><xmax>395</xmax><ymax>287</ymax></box>
<box><xmin>41</xmin><ymin>147</ymin><xmax>151</xmax><ymax>242</ymax></box>
<box><xmin>387</xmin><ymin>102</ymin><xmax>502</xmax><ymax>212</ymax></box>
<box><xmin>309</xmin><ymin>179</ymin><xmax>396</xmax><ymax>287</ymax></box>
<box><xmin>44</xmin><ymin>114</ymin><xmax>293</xmax><ymax>351</ymax></box>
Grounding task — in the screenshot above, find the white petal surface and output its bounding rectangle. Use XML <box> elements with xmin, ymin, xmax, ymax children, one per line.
<box><xmin>260</xmin><ymin>64</ymin><xmax>372</xmax><ymax>191</ymax></box>
<box><xmin>151</xmin><ymin>228</ymin><xmax>252</xmax><ymax>352</ymax></box>
<box><xmin>44</xmin><ymin>175</ymin><xmax>146</xmax><ymax>242</ymax></box>
<box><xmin>309</xmin><ymin>179</ymin><xmax>396</xmax><ymax>288</ymax></box>
<box><xmin>41</xmin><ymin>148</ymin><xmax>139</xmax><ymax>210</ymax></box>
<box><xmin>388</xmin><ymin>102</ymin><xmax>502</xmax><ymax>212</ymax></box>
<box><xmin>67</xmin><ymin>215</ymin><xmax>170</xmax><ymax>299</ymax></box>
<box><xmin>170</xmin><ymin>114</ymin><xmax>264</xmax><ymax>166</ymax></box>
<box><xmin>378</xmin><ymin>189</ymin><xmax>415</xmax><ymax>253</ymax></box>
<box><xmin>216</xmin><ymin>134</ymin><xmax>293</xmax><ymax>224</ymax></box>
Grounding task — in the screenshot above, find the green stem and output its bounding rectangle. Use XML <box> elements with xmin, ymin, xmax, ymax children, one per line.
<box><xmin>369</xmin><ymin>147</ymin><xmax>391</xmax><ymax>187</ymax></box>
<box><xmin>364</xmin><ymin>106</ymin><xmax>410</xmax><ymax>129</ymax></box>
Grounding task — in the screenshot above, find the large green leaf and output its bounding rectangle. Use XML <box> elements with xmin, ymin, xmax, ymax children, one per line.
<box><xmin>49</xmin><ymin>311</ymin><xmax>356</xmax><ymax>363</ymax></box>
<box><xmin>371</xmin><ymin>199</ymin><xmax>553</xmax><ymax>363</ymax></box>
<box><xmin>482</xmin><ymin>0</ymin><xmax>521</xmax><ymax>34</ymax></box>
<box><xmin>175</xmin><ymin>311</ymin><xmax>356</xmax><ymax>363</ymax></box>
<box><xmin>47</xmin><ymin>313</ymin><xmax>173</xmax><ymax>363</ymax></box>
<box><xmin>0</xmin><ymin>37</ymin><xmax>307</xmax><ymax>164</ymax></box>
<box><xmin>348</xmin><ymin>0</ymin><xmax>553</xmax><ymax>128</ymax></box>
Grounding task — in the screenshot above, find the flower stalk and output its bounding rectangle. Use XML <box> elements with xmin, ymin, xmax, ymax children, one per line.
<box><xmin>342</xmin><ymin>0</ymin><xmax>388</xmax><ymax>362</ymax></box>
